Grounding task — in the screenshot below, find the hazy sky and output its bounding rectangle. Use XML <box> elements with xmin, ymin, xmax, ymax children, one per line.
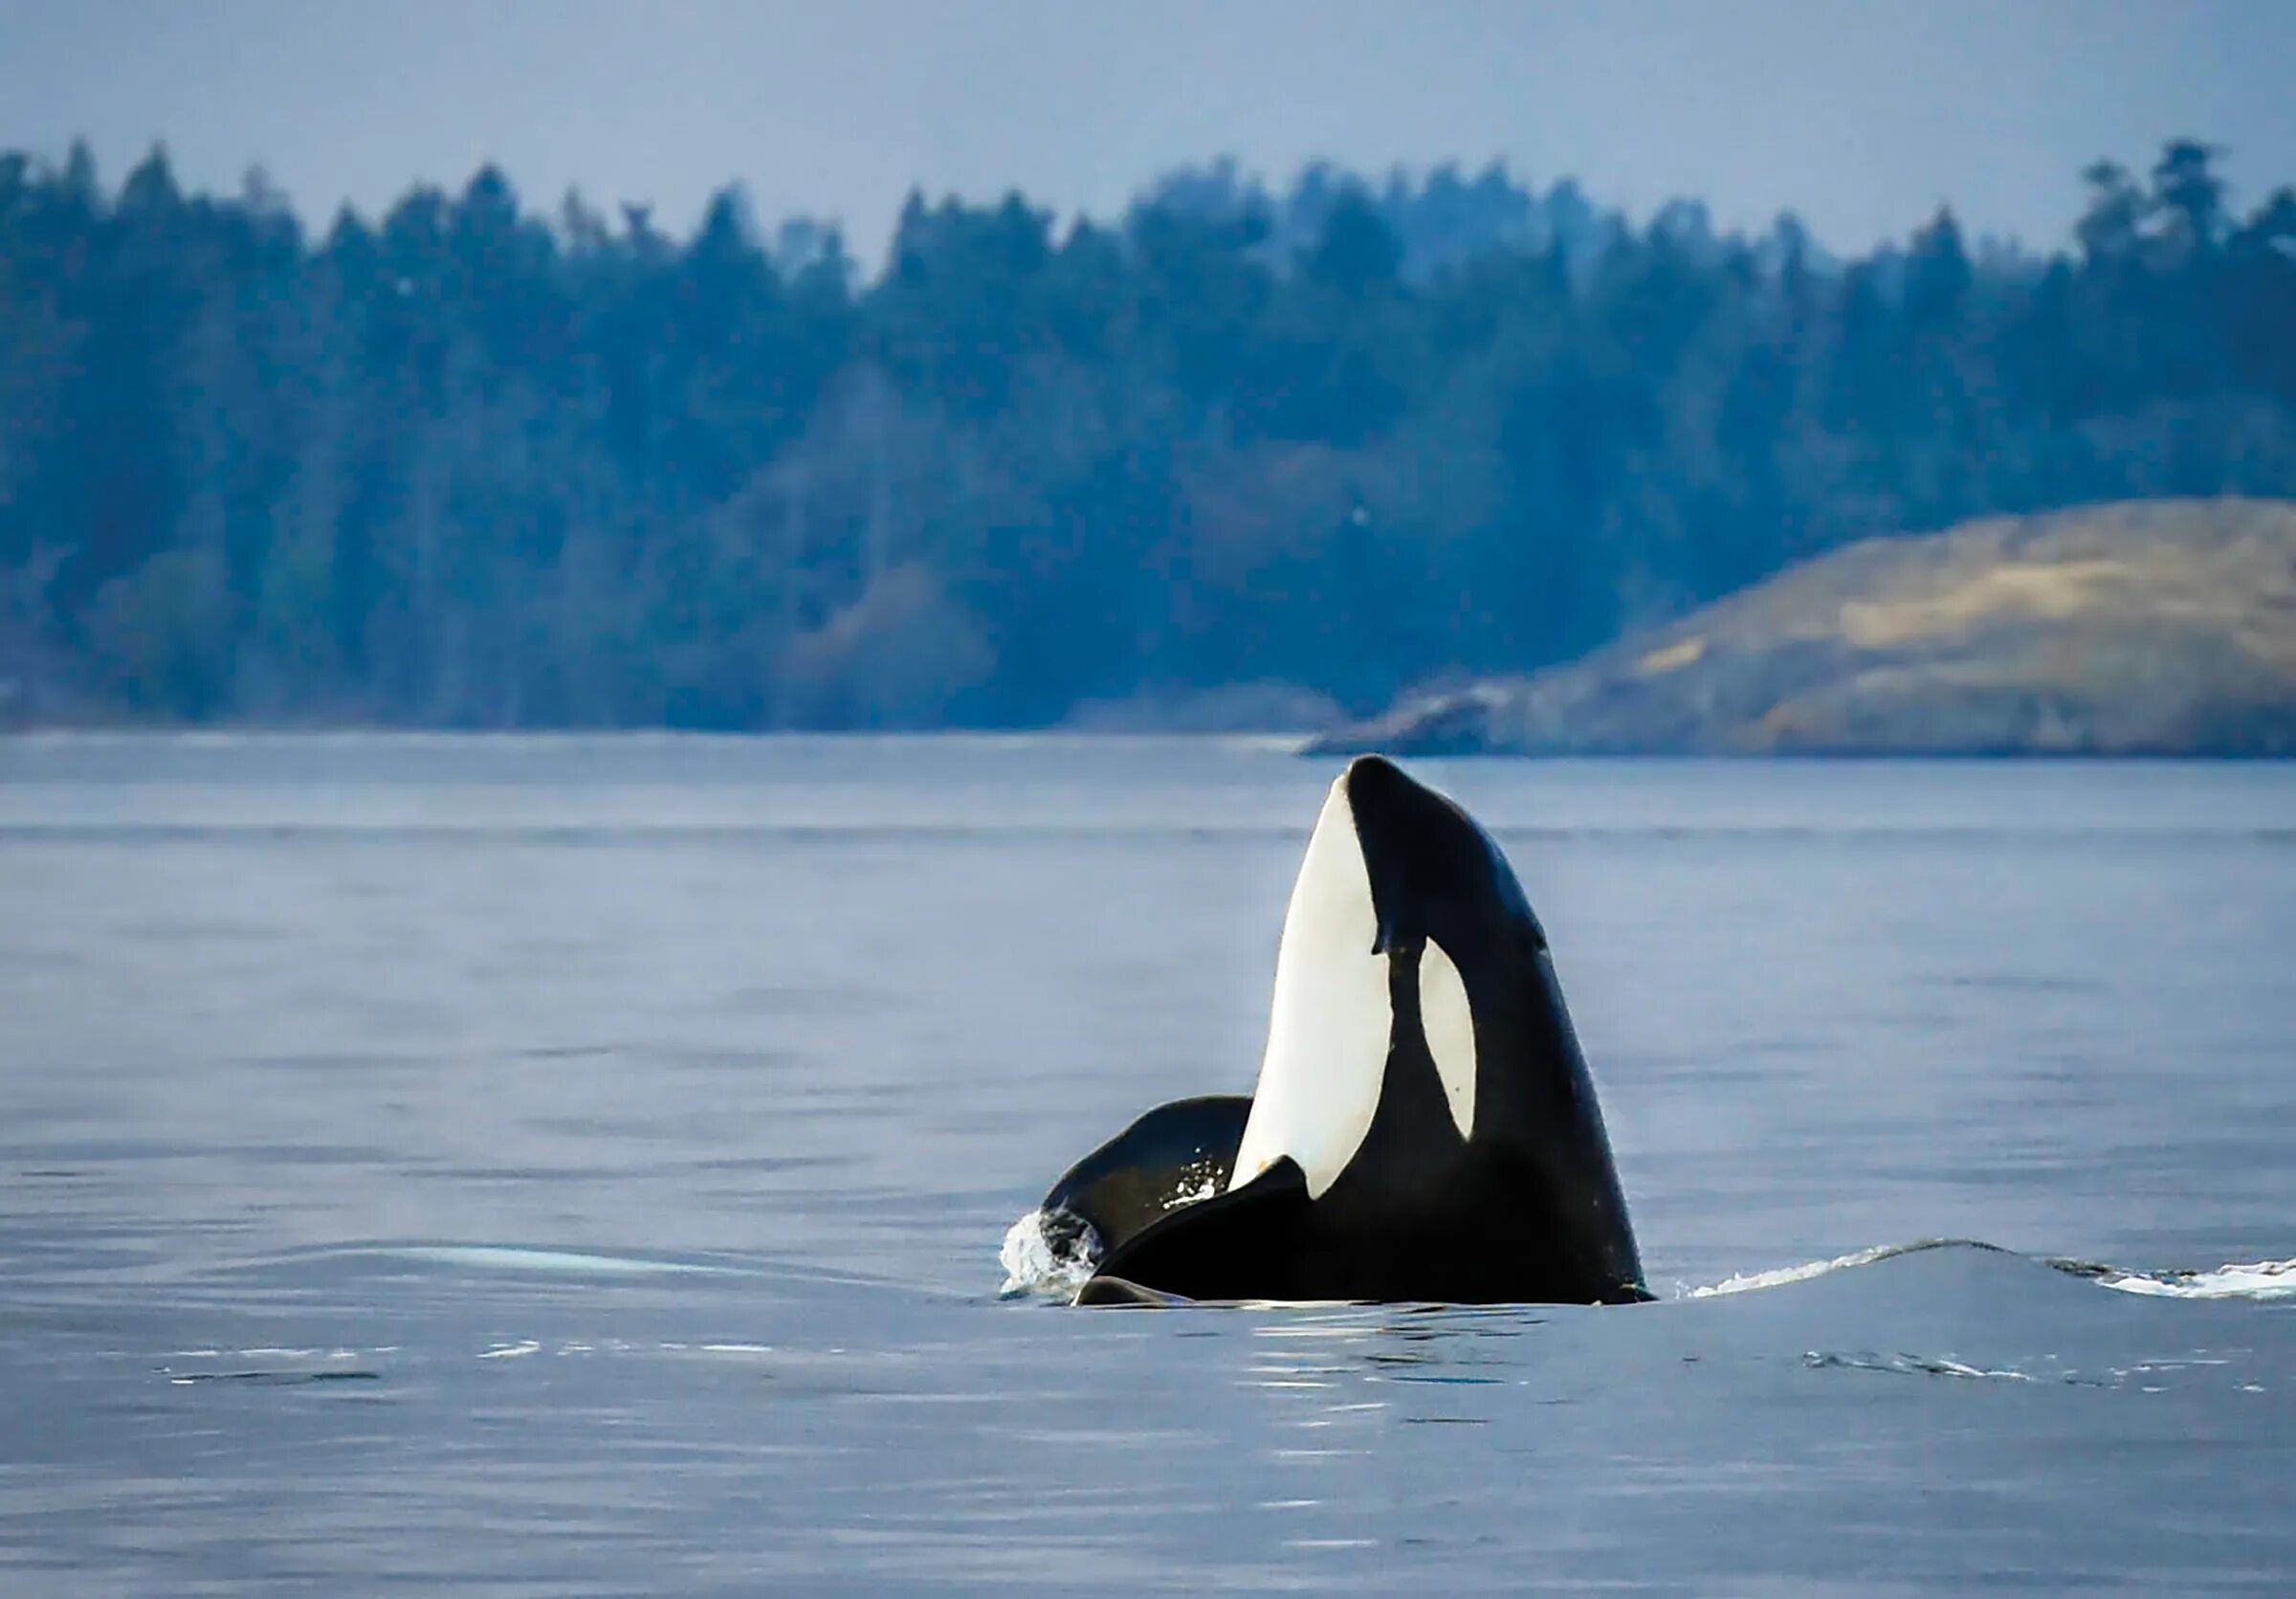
<box><xmin>3</xmin><ymin>0</ymin><xmax>2291</xmax><ymax>264</ymax></box>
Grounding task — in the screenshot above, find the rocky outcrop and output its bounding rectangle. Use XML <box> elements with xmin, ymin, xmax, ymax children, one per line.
<box><xmin>1307</xmin><ymin>499</ymin><xmax>2296</xmax><ymax>757</ymax></box>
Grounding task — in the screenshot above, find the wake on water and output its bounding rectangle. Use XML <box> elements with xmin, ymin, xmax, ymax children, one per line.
<box><xmin>995</xmin><ymin>1209</ymin><xmax>2296</xmax><ymax>1304</ymax></box>
<box><xmin>1683</xmin><ymin>1240</ymin><xmax>2296</xmax><ymax>1302</ymax></box>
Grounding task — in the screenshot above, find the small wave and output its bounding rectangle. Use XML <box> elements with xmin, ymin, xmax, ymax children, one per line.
<box><xmin>163</xmin><ymin>1368</ymin><xmax>382</xmax><ymax>1387</ymax></box>
<box><xmin>1804</xmin><ymin>1350</ymin><xmax>2052</xmax><ymax>1384</ymax></box>
<box><xmin>1686</xmin><ymin>1241</ymin><xmax>2296</xmax><ymax>1303</ymax></box>
<box><xmin>998</xmin><ymin>1210</ymin><xmax>1098</xmax><ymax>1299</ymax></box>
<box><xmin>378</xmin><ymin>1245</ymin><xmax>741</xmax><ymax>1277</ymax></box>
<box><xmin>1680</xmin><ymin>1242</ymin><xmax>1933</xmax><ymax>1299</ymax></box>
<box><xmin>1681</xmin><ymin>1238</ymin><xmax>2033</xmax><ymax>1298</ymax></box>
<box><xmin>2086</xmin><ymin>1257</ymin><xmax>2296</xmax><ymax>1300</ymax></box>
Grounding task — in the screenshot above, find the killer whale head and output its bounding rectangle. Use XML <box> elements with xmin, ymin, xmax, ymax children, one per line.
<box><xmin>1061</xmin><ymin>754</ymin><xmax>1648</xmax><ymax>1306</ymax></box>
<box><xmin>1229</xmin><ymin>753</ymin><xmax>1544</xmax><ymax>1200</ymax></box>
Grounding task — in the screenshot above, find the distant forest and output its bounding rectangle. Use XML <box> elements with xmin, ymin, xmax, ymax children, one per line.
<box><xmin>2</xmin><ymin>140</ymin><xmax>2292</xmax><ymax>727</ymax></box>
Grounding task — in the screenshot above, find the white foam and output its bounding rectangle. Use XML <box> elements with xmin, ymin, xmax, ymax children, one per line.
<box><xmin>2093</xmin><ymin>1258</ymin><xmax>2296</xmax><ymax>1300</ymax></box>
<box><xmin>1682</xmin><ymin>1243</ymin><xmax>1908</xmax><ymax>1299</ymax></box>
<box><xmin>998</xmin><ymin>1210</ymin><xmax>1098</xmax><ymax>1299</ymax></box>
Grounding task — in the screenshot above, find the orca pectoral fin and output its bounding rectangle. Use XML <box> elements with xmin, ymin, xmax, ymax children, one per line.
<box><xmin>1072</xmin><ymin>1275</ymin><xmax>1189</xmax><ymax>1308</ymax></box>
<box><xmin>1042</xmin><ymin>1094</ymin><xmax>1253</xmax><ymax>1256</ymax></box>
<box><xmin>1087</xmin><ymin>1157</ymin><xmax>1314</xmax><ymax>1303</ymax></box>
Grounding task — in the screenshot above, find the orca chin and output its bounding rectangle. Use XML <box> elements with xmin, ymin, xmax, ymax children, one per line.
<box><xmin>1027</xmin><ymin>754</ymin><xmax>1650</xmax><ymax>1307</ymax></box>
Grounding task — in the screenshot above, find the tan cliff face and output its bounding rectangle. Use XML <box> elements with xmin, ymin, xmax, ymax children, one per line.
<box><xmin>1309</xmin><ymin>499</ymin><xmax>2296</xmax><ymax>758</ymax></box>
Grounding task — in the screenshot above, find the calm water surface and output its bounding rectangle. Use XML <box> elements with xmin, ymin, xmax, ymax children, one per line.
<box><xmin>1</xmin><ymin>735</ymin><xmax>2290</xmax><ymax>1593</ymax></box>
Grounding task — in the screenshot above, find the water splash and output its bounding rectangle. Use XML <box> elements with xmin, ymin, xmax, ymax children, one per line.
<box><xmin>999</xmin><ymin>1210</ymin><xmax>1099</xmax><ymax>1299</ymax></box>
<box><xmin>1166</xmin><ymin>1172</ymin><xmax>1223</xmax><ymax>1210</ymax></box>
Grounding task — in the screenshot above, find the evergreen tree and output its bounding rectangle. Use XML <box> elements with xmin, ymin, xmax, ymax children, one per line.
<box><xmin>0</xmin><ymin>139</ymin><xmax>2286</xmax><ymax>726</ymax></box>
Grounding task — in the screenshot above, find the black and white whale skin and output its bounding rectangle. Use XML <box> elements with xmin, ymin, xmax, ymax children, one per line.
<box><xmin>1035</xmin><ymin>755</ymin><xmax>1649</xmax><ymax>1307</ymax></box>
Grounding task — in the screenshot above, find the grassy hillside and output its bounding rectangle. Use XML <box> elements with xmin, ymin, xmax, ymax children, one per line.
<box><xmin>1308</xmin><ymin>499</ymin><xmax>2296</xmax><ymax>756</ymax></box>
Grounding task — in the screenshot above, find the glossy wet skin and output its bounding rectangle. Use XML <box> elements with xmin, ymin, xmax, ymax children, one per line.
<box><xmin>1038</xmin><ymin>1095</ymin><xmax>1251</xmax><ymax>1259</ymax></box>
<box><xmin>1071</xmin><ymin>755</ymin><xmax>1647</xmax><ymax>1305</ymax></box>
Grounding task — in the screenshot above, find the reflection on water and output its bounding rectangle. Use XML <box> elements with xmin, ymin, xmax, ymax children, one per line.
<box><xmin>1</xmin><ymin>735</ymin><xmax>2292</xmax><ymax>1591</ymax></box>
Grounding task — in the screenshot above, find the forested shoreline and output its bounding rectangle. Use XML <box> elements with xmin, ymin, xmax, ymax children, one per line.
<box><xmin>2</xmin><ymin>140</ymin><xmax>2291</xmax><ymax>729</ymax></box>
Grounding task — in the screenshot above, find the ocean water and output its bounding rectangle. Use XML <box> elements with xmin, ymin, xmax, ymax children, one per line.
<box><xmin>0</xmin><ymin>733</ymin><xmax>2290</xmax><ymax>1594</ymax></box>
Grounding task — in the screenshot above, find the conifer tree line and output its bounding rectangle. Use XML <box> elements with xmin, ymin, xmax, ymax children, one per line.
<box><xmin>1</xmin><ymin>139</ymin><xmax>2290</xmax><ymax>726</ymax></box>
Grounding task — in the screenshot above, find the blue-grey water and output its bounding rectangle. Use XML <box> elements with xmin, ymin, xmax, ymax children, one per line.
<box><xmin>1</xmin><ymin>734</ymin><xmax>2290</xmax><ymax>1594</ymax></box>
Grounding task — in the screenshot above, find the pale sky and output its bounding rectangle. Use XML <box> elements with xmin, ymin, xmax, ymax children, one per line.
<box><xmin>2</xmin><ymin>0</ymin><xmax>2290</xmax><ymax>265</ymax></box>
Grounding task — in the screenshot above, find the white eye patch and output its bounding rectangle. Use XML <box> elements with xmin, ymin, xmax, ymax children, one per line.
<box><xmin>1418</xmin><ymin>937</ymin><xmax>1477</xmax><ymax>1142</ymax></box>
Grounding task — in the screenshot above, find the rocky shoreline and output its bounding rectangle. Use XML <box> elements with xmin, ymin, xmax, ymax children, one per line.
<box><xmin>1307</xmin><ymin>499</ymin><xmax>2296</xmax><ymax>758</ymax></box>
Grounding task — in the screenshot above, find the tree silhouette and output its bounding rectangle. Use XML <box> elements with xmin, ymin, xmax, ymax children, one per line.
<box><xmin>0</xmin><ymin>139</ymin><xmax>2288</xmax><ymax>726</ymax></box>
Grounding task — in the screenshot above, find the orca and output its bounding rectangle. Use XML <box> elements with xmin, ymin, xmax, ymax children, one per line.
<box><xmin>1034</xmin><ymin>1094</ymin><xmax>1251</xmax><ymax>1267</ymax></box>
<box><xmin>1031</xmin><ymin>754</ymin><xmax>1649</xmax><ymax>1306</ymax></box>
